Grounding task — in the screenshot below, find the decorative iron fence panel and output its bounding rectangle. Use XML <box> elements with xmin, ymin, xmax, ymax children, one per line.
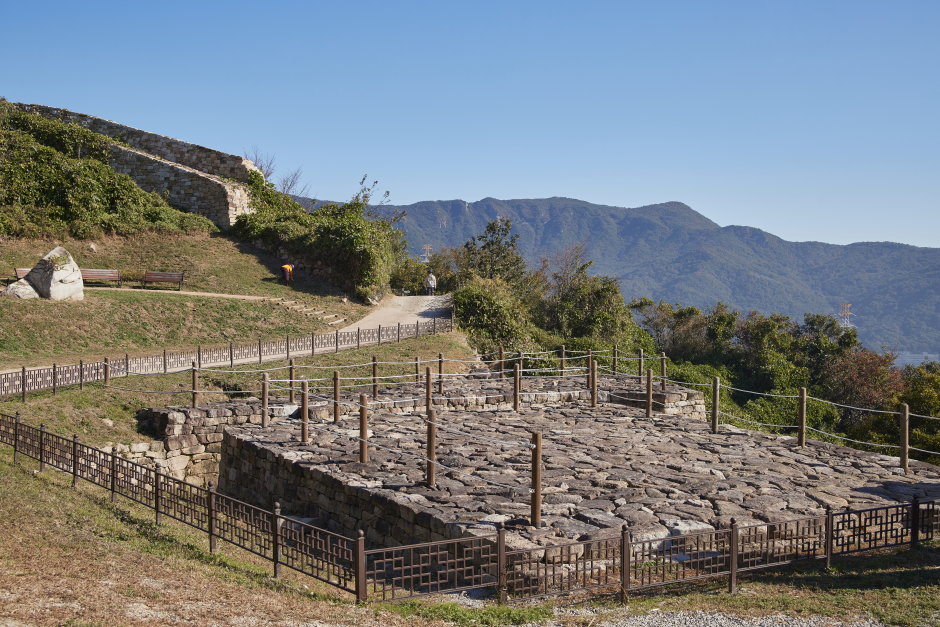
<box><xmin>58</xmin><ymin>364</ymin><xmax>82</xmax><ymax>387</ymax></box>
<box><xmin>17</xmin><ymin>423</ymin><xmax>41</xmax><ymax>460</ymax></box>
<box><xmin>75</xmin><ymin>443</ymin><xmax>112</xmax><ymax>488</ymax></box>
<box><xmin>737</xmin><ymin>516</ymin><xmax>825</xmax><ymax>572</ymax></box>
<box><xmin>921</xmin><ymin>500</ymin><xmax>939</xmax><ymax>540</ymax></box>
<box><xmin>160</xmin><ymin>475</ymin><xmax>209</xmax><ymax>531</ymax></box>
<box><xmin>233</xmin><ymin>342</ymin><xmax>256</xmax><ymax>362</ymax></box>
<box><xmin>833</xmin><ymin>503</ymin><xmax>913</xmax><ymax>554</ymax></box>
<box><xmin>506</xmin><ymin>535</ymin><xmax>621</xmax><ymax>598</ymax></box>
<box><xmin>364</xmin><ymin>534</ymin><xmax>500</xmax><ymax>600</ymax></box>
<box><xmin>46</xmin><ymin>432</ymin><xmax>73</xmax><ymax>472</ymax></box>
<box><xmin>279</xmin><ymin>518</ymin><xmax>357</xmax><ymax>592</ymax></box>
<box><xmin>0</xmin><ymin>413</ymin><xmax>15</xmax><ymax>446</ymax></box>
<box><xmin>628</xmin><ymin>529</ymin><xmax>732</xmax><ymax>590</ymax></box>
<box><xmin>338</xmin><ymin>331</ymin><xmax>356</xmax><ymax>347</ymax></box>
<box><xmin>214</xmin><ymin>493</ymin><xmax>274</xmax><ymax>560</ymax></box>
<box><xmin>115</xmin><ymin>457</ymin><xmax>156</xmax><ymax>508</ymax></box>
<box><xmin>168</xmin><ymin>349</ymin><xmax>198</xmax><ymax>370</ymax></box>
<box><xmin>0</xmin><ymin>372</ymin><xmax>20</xmax><ymax>396</ymax></box>
<box><xmin>203</xmin><ymin>347</ymin><xmax>227</xmax><ymax>366</ymax></box>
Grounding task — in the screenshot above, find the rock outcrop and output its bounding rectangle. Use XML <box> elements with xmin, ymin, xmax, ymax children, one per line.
<box><xmin>2</xmin><ymin>247</ymin><xmax>84</xmax><ymax>301</ymax></box>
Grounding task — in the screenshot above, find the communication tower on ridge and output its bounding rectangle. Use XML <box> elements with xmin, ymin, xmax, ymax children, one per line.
<box><xmin>838</xmin><ymin>303</ymin><xmax>855</xmax><ymax>329</ymax></box>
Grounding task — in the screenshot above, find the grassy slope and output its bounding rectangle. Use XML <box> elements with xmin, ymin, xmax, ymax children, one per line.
<box><xmin>3</xmin><ymin>333</ymin><xmax>476</xmax><ymax>447</ymax></box>
<box><xmin>0</xmin><ymin>233</ymin><xmax>371</xmax><ymax>369</ymax></box>
<box><xmin>1</xmin><ymin>446</ymin><xmax>938</xmax><ymax>626</ymax></box>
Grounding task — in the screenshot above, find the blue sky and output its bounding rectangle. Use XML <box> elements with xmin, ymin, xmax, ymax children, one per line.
<box><xmin>3</xmin><ymin>1</ymin><xmax>937</xmax><ymax>247</ymax></box>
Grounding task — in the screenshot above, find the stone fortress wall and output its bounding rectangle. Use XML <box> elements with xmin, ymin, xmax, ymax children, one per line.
<box><xmin>13</xmin><ymin>103</ymin><xmax>257</xmax><ymax>228</ymax></box>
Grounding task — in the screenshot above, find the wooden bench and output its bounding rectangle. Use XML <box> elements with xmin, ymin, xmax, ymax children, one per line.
<box><xmin>142</xmin><ymin>270</ymin><xmax>185</xmax><ymax>291</ymax></box>
<box><xmin>80</xmin><ymin>269</ymin><xmax>122</xmax><ymax>287</ymax></box>
<box><xmin>11</xmin><ymin>268</ymin><xmax>30</xmax><ymax>283</ymax></box>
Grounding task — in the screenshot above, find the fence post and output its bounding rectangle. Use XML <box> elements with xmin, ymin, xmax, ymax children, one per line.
<box><xmin>613</xmin><ymin>345</ymin><xmax>618</xmax><ymax>375</ymax></box>
<box><xmin>900</xmin><ymin>403</ymin><xmax>910</xmax><ymax>474</ymax></box>
<box><xmin>357</xmin><ymin>327</ymin><xmax>360</xmax><ymax>350</ymax></box>
<box><xmin>660</xmin><ymin>352</ymin><xmax>667</xmax><ymax>391</ymax></box>
<box><xmin>638</xmin><ymin>348</ymin><xmax>644</xmax><ymax>379</ymax></box>
<box><xmin>398</xmin><ymin>322</ymin><xmax>401</xmax><ymax>343</ymax></box>
<box><xmin>378</xmin><ymin>324</ymin><xmax>382</xmax><ymax>346</ymax></box>
<box><xmin>531</xmin><ymin>431</ymin><xmax>542</xmax><ymax>527</ymax></box>
<box><xmin>192</xmin><ymin>361</ymin><xmax>198</xmax><ymax>409</ymax></box>
<box><xmin>438</xmin><ymin>353</ymin><xmax>444</xmax><ymax>396</ymax></box>
<box><xmin>126</xmin><ymin>353</ymin><xmax>129</xmax><ymax>377</ymax></box>
<box><xmin>301</xmin><ymin>380</ymin><xmax>309</xmax><ymax>443</ymax></box>
<box><xmin>355</xmin><ymin>530</ymin><xmax>367</xmax><ymax>602</ymax></box>
<box><xmin>591</xmin><ymin>360</ymin><xmax>598</xmax><ymax>408</ymax></box>
<box><xmin>230</xmin><ymin>342</ymin><xmax>234</xmax><ymax>368</ymax></box>
<box><xmin>513</xmin><ymin>363</ymin><xmax>520</xmax><ymax>412</ymax></box>
<box><xmin>164</xmin><ymin>349</ymin><xmax>168</xmax><ymax>374</ymax></box>
<box><xmin>620</xmin><ymin>525</ymin><xmax>631</xmax><ymax>603</ymax></box>
<box><xmin>499</xmin><ymin>346</ymin><xmax>505</xmax><ymax>380</ymax></box>
<box><xmin>798</xmin><ymin>387</ymin><xmax>807</xmax><ymax>447</ymax></box>
<box><xmin>208</xmin><ymin>481</ymin><xmax>217</xmax><ymax>554</ymax></box>
<box><xmin>560</xmin><ymin>344</ymin><xmax>565</xmax><ymax>377</ymax></box>
<box><xmin>80</xmin><ymin>360</ymin><xmax>84</xmax><ymax>390</ymax></box>
<box><xmin>729</xmin><ymin>518</ymin><xmax>739</xmax><ymax>593</ymax></box>
<box><xmin>198</xmin><ymin>345</ymin><xmax>202</xmax><ymax>370</ymax></box>
<box><xmin>414</xmin><ymin>357</ymin><xmax>419</xmax><ymax>383</ymax></box>
<box><xmin>39</xmin><ymin>424</ymin><xmax>46</xmax><ymax>472</ymax></box>
<box><xmin>72</xmin><ymin>435</ymin><xmax>78</xmax><ymax>488</ymax></box>
<box><xmin>335</xmin><ymin>329</ymin><xmax>339</xmax><ymax>354</ymax></box>
<box><xmin>825</xmin><ymin>505</ymin><xmax>834</xmax><ymax>569</ymax></box>
<box><xmin>286</xmin><ymin>334</ymin><xmax>291</xmax><ymax>361</ymax></box>
<box><xmin>262</xmin><ymin>374</ymin><xmax>269</xmax><ymax>428</ymax></box>
<box><xmin>359</xmin><ymin>394</ymin><xmax>368</xmax><ymax>463</ymax></box>
<box><xmin>104</xmin><ymin>358</ymin><xmax>110</xmax><ymax>387</ymax></box>
<box><xmin>646</xmin><ymin>369</ymin><xmax>653</xmax><ymax>418</ymax></box>
<box><xmin>372</xmin><ymin>356</ymin><xmax>378</xmax><ymax>399</ymax></box>
<box><xmin>53</xmin><ymin>363</ymin><xmax>57</xmax><ymax>396</ymax></box>
<box><xmin>289</xmin><ymin>359</ymin><xmax>296</xmax><ymax>404</ymax></box>
<box><xmin>21</xmin><ymin>366</ymin><xmax>26</xmax><ymax>402</ymax></box>
<box><xmin>426</xmin><ymin>367</ymin><xmax>432</xmax><ymax>415</ymax></box>
<box><xmin>311</xmin><ymin>332</ymin><xmax>316</xmax><ymax>356</ymax></box>
<box><xmin>587</xmin><ymin>351</ymin><xmax>592</xmax><ymax>389</ymax></box>
<box><xmin>259</xmin><ymin>339</ymin><xmax>263</xmax><ymax>364</ymax></box>
<box><xmin>110</xmin><ymin>446</ymin><xmax>117</xmax><ymax>502</ymax></box>
<box><xmin>13</xmin><ymin>412</ymin><xmax>19</xmax><ymax>464</ymax></box>
<box><xmin>712</xmin><ymin>377</ymin><xmax>720</xmax><ymax>434</ymax></box>
<box><xmin>426</xmin><ymin>409</ymin><xmax>437</xmax><ymax>487</ymax></box>
<box><xmin>154</xmin><ymin>470</ymin><xmax>163</xmax><ymax>525</ymax></box>
<box><xmin>272</xmin><ymin>502</ymin><xmax>281</xmax><ymax>579</ymax></box>
<box><xmin>333</xmin><ymin>371</ymin><xmax>340</xmax><ymax>423</ymax></box>
<box><xmin>911</xmin><ymin>497</ymin><xmax>921</xmax><ymax>549</ymax></box>
<box><xmin>497</xmin><ymin>523</ymin><xmax>507</xmax><ymax>604</ymax></box>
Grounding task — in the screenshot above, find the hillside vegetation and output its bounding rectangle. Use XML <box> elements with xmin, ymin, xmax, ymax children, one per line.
<box><xmin>391</xmin><ymin>197</ymin><xmax>940</xmax><ymax>352</ymax></box>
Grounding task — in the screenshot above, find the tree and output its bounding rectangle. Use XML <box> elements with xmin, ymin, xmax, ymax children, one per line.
<box><xmin>823</xmin><ymin>348</ymin><xmax>904</xmax><ymax>430</ymax></box>
<box><xmin>462</xmin><ymin>217</ymin><xmax>528</xmax><ymax>287</ymax></box>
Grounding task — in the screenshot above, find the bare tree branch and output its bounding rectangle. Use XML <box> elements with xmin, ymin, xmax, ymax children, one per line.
<box><xmin>243</xmin><ymin>146</ymin><xmax>276</xmax><ymax>180</ymax></box>
<box><xmin>277</xmin><ymin>166</ymin><xmax>310</xmax><ymax>198</ymax></box>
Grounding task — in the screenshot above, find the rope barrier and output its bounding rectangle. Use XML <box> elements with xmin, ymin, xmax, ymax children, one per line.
<box><xmin>910</xmin><ymin>412</ymin><xmax>940</xmax><ymax>422</ymax></box>
<box><xmin>803</xmin><ymin>426</ymin><xmax>902</xmax><ymax>449</ymax></box>
<box><xmin>806</xmin><ymin>396</ymin><xmax>901</xmax><ymax>416</ymax></box>
<box><xmin>910</xmin><ymin>446</ymin><xmax>940</xmax><ymax>456</ymax></box>
<box><xmin>720</xmin><ymin>384</ymin><xmax>799</xmax><ymax>399</ymax></box>
<box><xmin>719</xmin><ymin>410</ymin><xmax>797</xmax><ymax>429</ymax></box>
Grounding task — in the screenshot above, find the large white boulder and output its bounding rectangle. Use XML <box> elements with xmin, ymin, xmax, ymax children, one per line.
<box><xmin>2</xmin><ymin>247</ymin><xmax>84</xmax><ymax>301</ymax></box>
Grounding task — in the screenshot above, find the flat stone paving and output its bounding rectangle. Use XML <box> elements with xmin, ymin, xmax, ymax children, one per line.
<box><xmin>223</xmin><ymin>383</ymin><xmax>940</xmax><ymax>552</ymax></box>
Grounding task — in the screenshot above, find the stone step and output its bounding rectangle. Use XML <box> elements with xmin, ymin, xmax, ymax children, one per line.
<box><xmin>327</xmin><ymin>318</ymin><xmax>347</xmax><ymax>326</ymax></box>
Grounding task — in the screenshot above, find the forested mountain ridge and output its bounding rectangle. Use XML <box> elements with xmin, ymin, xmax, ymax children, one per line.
<box><xmin>389</xmin><ymin>197</ymin><xmax>940</xmax><ymax>352</ymax></box>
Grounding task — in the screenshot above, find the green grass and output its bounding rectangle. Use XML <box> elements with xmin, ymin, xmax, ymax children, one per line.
<box><xmin>2</xmin><ymin>332</ymin><xmax>477</xmax><ymax>447</ymax></box>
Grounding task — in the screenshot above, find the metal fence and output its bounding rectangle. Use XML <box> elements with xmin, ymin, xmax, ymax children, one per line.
<box><xmin>0</xmin><ymin>409</ymin><xmax>936</xmax><ymax>604</ymax></box>
<box><xmin>0</xmin><ymin>317</ymin><xmax>454</xmax><ymax>400</ymax></box>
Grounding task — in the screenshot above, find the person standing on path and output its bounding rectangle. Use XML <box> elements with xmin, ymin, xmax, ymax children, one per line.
<box><xmin>424</xmin><ymin>270</ymin><xmax>436</xmax><ymax>296</ymax></box>
<box><xmin>281</xmin><ymin>263</ymin><xmax>294</xmax><ymax>285</ymax></box>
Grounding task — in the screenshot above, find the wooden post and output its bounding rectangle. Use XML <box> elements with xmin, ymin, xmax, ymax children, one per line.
<box><xmin>646</xmin><ymin>369</ymin><xmax>653</xmax><ymax>418</ymax></box>
<box><xmin>163</xmin><ymin>349</ymin><xmax>167</xmax><ymax>374</ymax></box>
<box><xmin>660</xmin><ymin>352</ymin><xmax>667</xmax><ymax>392</ymax></box>
<box><xmin>414</xmin><ymin>357</ymin><xmax>419</xmax><ymax>383</ymax></box>
<box><xmin>192</xmin><ymin>361</ymin><xmax>198</xmax><ymax>409</ymax></box>
<box><xmin>425</xmin><ymin>367</ymin><xmax>432</xmax><ymax>416</ymax></box>
<box><xmin>53</xmin><ymin>363</ymin><xmax>57</xmax><ymax>396</ymax></box>
<box><xmin>357</xmin><ymin>328</ymin><xmax>360</xmax><ymax>350</ymax></box>
<box><xmin>80</xmin><ymin>360</ymin><xmax>84</xmax><ymax>390</ymax></box>
<box><xmin>289</xmin><ymin>359</ymin><xmax>296</xmax><ymax>404</ymax></box>
<box><xmin>416</xmin><ymin>318</ymin><xmax>420</xmax><ymax>337</ymax></box>
<box><xmin>359</xmin><ymin>394</ymin><xmax>368</xmax><ymax>463</ymax></box>
<box><xmin>712</xmin><ymin>377</ymin><xmax>720</xmax><ymax>434</ymax></box>
<box><xmin>311</xmin><ymin>332</ymin><xmax>316</xmax><ymax>356</ymax></box>
<box><xmin>262</xmin><ymin>374</ymin><xmax>269</xmax><ymax>428</ymax></box>
<box><xmin>301</xmin><ymin>380</ymin><xmax>309</xmax><ymax>443</ymax></box>
<box><xmin>513</xmin><ymin>363</ymin><xmax>520</xmax><ymax>412</ymax></box>
<box><xmin>798</xmin><ymin>387</ymin><xmax>807</xmax><ymax>447</ymax></box>
<box><xmin>372</xmin><ymin>356</ymin><xmax>378</xmax><ymax>399</ymax></box>
<box><xmin>613</xmin><ymin>345</ymin><xmax>618</xmax><ymax>375</ymax></box>
<box><xmin>104</xmin><ymin>358</ymin><xmax>110</xmax><ymax>386</ymax></box>
<box><xmin>591</xmin><ymin>360</ymin><xmax>597</xmax><ymax>407</ymax></box>
<box><xmin>426</xmin><ymin>409</ymin><xmax>437</xmax><ymax>487</ymax></box>
<box><xmin>560</xmin><ymin>344</ymin><xmax>565</xmax><ymax>377</ymax></box>
<box><xmin>530</xmin><ymin>431</ymin><xmax>542</xmax><ymax>527</ymax></box>
<box><xmin>208</xmin><ymin>481</ymin><xmax>217</xmax><ymax>554</ymax></box>
<box><xmin>499</xmin><ymin>346</ymin><xmax>505</xmax><ymax>380</ymax></box>
<box><xmin>729</xmin><ymin>518</ymin><xmax>739</xmax><ymax>593</ymax></box>
<box><xmin>638</xmin><ymin>348</ymin><xmax>644</xmax><ymax>378</ymax></box>
<box><xmin>72</xmin><ymin>435</ymin><xmax>78</xmax><ymax>488</ymax></box>
<box><xmin>397</xmin><ymin>322</ymin><xmax>401</xmax><ymax>343</ymax></box>
<box><xmin>621</xmin><ymin>525</ymin><xmax>631</xmax><ymax>602</ymax></box>
<box><xmin>825</xmin><ymin>506</ymin><xmax>834</xmax><ymax>569</ymax></box>
<box><xmin>900</xmin><ymin>403</ymin><xmax>910</xmax><ymax>474</ymax></box>
<box><xmin>586</xmin><ymin>354</ymin><xmax>593</xmax><ymax>395</ymax></box>
<box><xmin>335</xmin><ymin>329</ymin><xmax>339</xmax><ymax>353</ymax></box>
<box><xmin>198</xmin><ymin>345</ymin><xmax>202</xmax><ymax>369</ymax></box>
<box><xmin>39</xmin><ymin>424</ymin><xmax>46</xmax><ymax>472</ymax></box>
<box><xmin>497</xmin><ymin>523</ymin><xmax>507</xmax><ymax>604</ymax></box>
<box><xmin>258</xmin><ymin>339</ymin><xmax>262</xmax><ymax>364</ymax></box>
<box><xmin>378</xmin><ymin>324</ymin><xmax>382</xmax><ymax>346</ymax></box>
<box><xmin>230</xmin><ymin>342</ymin><xmax>234</xmax><ymax>368</ymax></box>
<box><xmin>355</xmin><ymin>531</ymin><xmax>367</xmax><ymax>602</ymax></box>
<box><xmin>438</xmin><ymin>352</ymin><xmax>444</xmax><ymax>396</ymax></box>
<box><xmin>333</xmin><ymin>371</ymin><xmax>340</xmax><ymax>423</ymax></box>
<box><xmin>286</xmin><ymin>334</ymin><xmax>291</xmax><ymax>361</ymax></box>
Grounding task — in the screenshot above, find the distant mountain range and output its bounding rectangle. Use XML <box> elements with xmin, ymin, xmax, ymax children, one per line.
<box><xmin>380</xmin><ymin>197</ymin><xmax>940</xmax><ymax>353</ymax></box>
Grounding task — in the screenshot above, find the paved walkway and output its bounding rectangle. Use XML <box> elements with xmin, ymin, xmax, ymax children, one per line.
<box><xmin>341</xmin><ymin>294</ymin><xmax>452</xmax><ymax>332</ymax></box>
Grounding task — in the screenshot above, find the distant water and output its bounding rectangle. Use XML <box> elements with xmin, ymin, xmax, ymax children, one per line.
<box><xmin>896</xmin><ymin>353</ymin><xmax>939</xmax><ymax>367</ymax></box>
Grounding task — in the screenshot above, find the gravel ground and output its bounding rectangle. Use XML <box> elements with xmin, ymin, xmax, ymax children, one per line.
<box><xmin>528</xmin><ymin>610</ymin><xmax>888</xmax><ymax>627</ymax></box>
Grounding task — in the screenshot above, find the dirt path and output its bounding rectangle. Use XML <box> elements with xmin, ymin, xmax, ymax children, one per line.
<box><xmin>84</xmin><ymin>287</ymin><xmax>273</xmax><ymax>300</ymax></box>
<box><xmin>340</xmin><ymin>294</ymin><xmax>452</xmax><ymax>331</ymax></box>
